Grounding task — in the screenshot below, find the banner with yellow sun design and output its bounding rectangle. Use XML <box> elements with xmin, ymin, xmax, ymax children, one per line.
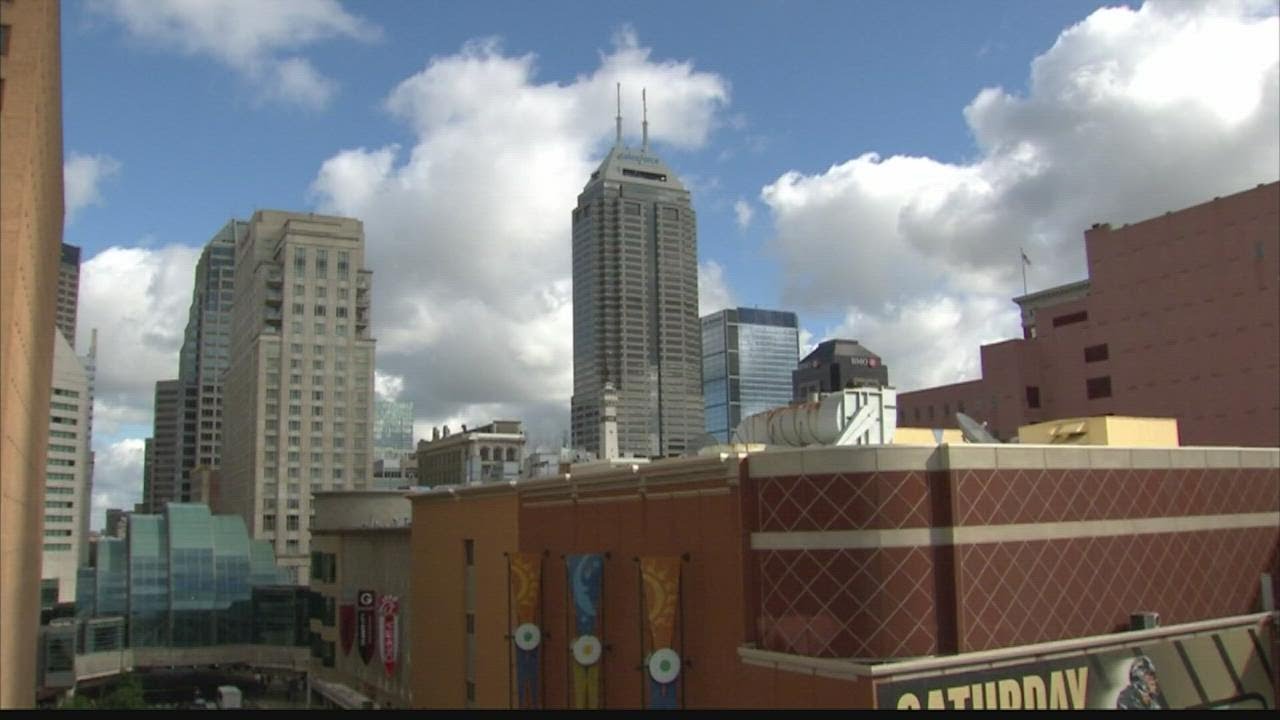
<box><xmin>508</xmin><ymin>552</ymin><xmax>543</xmax><ymax>709</ymax></box>
<box><xmin>640</xmin><ymin>556</ymin><xmax>683</xmax><ymax>709</ymax></box>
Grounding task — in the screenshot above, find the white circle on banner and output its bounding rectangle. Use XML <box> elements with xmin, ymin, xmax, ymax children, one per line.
<box><xmin>514</xmin><ymin>623</ymin><xmax>541</xmax><ymax>651</ymax></box>
<box><xmin>648</xmin><ymin>648</ymin><xmax>681</xmax><ymax>683</ymax></box>
<box><xmin>572</xmin><ymin>634</ymin><xmax>602</xmax><ymax>666</ymax></box>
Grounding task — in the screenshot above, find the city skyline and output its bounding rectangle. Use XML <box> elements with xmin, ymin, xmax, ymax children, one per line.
<box><xmin>54</xmin><ymin>0</ymin><xmax>1280</xmax><ymax>525</ymax></box>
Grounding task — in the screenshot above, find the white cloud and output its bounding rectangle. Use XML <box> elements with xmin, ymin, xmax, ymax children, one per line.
<box><xmin>311</xmin><ymin>33</ymin><xmax>728</xmax><ymax>446</ymax></box>
<box><xmin>64</xmin><ymin>152</ymin><xmax>121</xmax><ymax>224</ymax></box>
<box><xmin>374</xmin><ymin>370</ymin><xmax>404</xmax><ymax>401</ymax></box>
<box><xmin>94</xmin><ymin>0</ymin><xmax>380</xmax><ymax>109</ymax></box>
<box><xmin>698</xmin><ymin>260</ymin><xmax>735</xmax><ymax>317</ymax></box>
<box><xmin>79</xmin><ymin>245</ymin><xmax>203</xmax><ymax>424</ymax></box>
<box><xmin>733</xmin><ymin>199</ymin><xmax>754</xmax><ymax>230</ymax></box>
<box><xmin>765</xmin><ymin>0</ymin><xmax>1278</xmax><ymax>391</ymax></box>
<box><xmin>90</xmin><ymin>438</ymin><xmax>146</xmax><ymax>530</ymax></box>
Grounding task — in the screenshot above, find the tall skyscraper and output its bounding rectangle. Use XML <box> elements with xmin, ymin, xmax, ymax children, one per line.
<box><xmin>56</xmin><ymin>243</ymin><xmax>80</xmax><ymax>348</ymax></box>
<box><xmin>701</xmin><ymin>308</ymin><xmax>800</xmax><ymax>442</ymax></box>
<box><xmin>0</xmin><ymin>0</ymin><xmax>64</xmax><ymax>705</ymax></box>
<box><xmin>222</xmin><ymin>210</ymin><xmax>376</xmax><ymax>584</ymax></box>
<box><xmin>570</xmin><ymin>91</ymin><xmax>703</xmax><ymax>458</ymax></box>
<box><xmin>143</xmin><ymin>221</ymin><xmax>242</xmax><ymax>512</ymax></box>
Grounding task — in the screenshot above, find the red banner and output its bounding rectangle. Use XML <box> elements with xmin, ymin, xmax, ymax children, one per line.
<box><xmin>379</xmin><ymin>595</ymin><xmax>401</xmax><ymax>678</ymax></box>
<box><xmin>339</xmin><ymin>603</ymin><xmax>355</xmax><ymax>656</ymax></box>
<box><xmin>357</xmin><ymin>589</ymin><xmax>376</xmax><ymax>665</ymax></box>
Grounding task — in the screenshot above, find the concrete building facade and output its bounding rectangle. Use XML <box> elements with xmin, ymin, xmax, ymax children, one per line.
<box><xmin>702</xmin><ymin>307</ymin><xmax>800</xmax><ymax>442</ymax></box>
<box><xmin>416</xmin><ymin>421</ymin><xmax>525</xmax><ymax>487</ymax></box>
<box><xmin>570</xmin><ymin>113</ymin><xmax>703</xmax><ymax>459</ymax></box>
<box><xmin>40</xmin><ymin>331</ymin><xmax>94</xmax><ymax>604</ymax></box>
<box><xmin>0</xmin><ymin>0</ymin><xmax>64</xmax><ymax>706</ymax></box>
<box><xmin>897</xmin><ymin>182</ymin><xmax>1280</xmax><ymax>446</ymax></box>
<box><xmin>792</xmin><ymin>339</ymin><xmax>889</xmax><ymax>400</ymax></box>
<box><xmin>308</xmin><ymin>491</ymin><xmax>414</xmax><ymax>709</ymax></box>
<box><xmin>222</xmin><ymin>211</ymin><xmax>376</xmax><ymax>585</ymax></box>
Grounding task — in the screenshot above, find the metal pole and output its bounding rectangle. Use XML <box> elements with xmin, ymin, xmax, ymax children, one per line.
<box><xmin>562</xmin><ymin>555</ymin><xmax>570</xmax><ymax>709</ymax></box>
<box><xmin>634</xmin><ymin>558</ymin><xmax>644</xmax><ymax>708</ymax></box>
<box><xmin>601</xmin><ymin>552</ymin><xmax>609</xmax><ymax>708</ymax></box>
<box><xmin>504</xmin><ymin>552</ymin><xmax>513</xmax><ymax>709</ymax></box>
<box><xmin>680</xmin><ymin>553</ymin><xmax>689</xmax><ymax>710</ymax></box>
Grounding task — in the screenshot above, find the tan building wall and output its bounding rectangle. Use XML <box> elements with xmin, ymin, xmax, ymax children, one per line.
<box><xmin>311</xmin><ymin>491</ymin><xmax>414</xmax><ymax>709</ymax></box>
<box><xmin>1017</xmin><ymin>416</ymin><xmax>1180</xmax><ymax>446</ymax></box>
<box><xmin>0</xmin><ymin>0</ymin><xmax>64</xmax><ymax>707</ymax></box>
<box><xmin>409</xmin><ymin>490</ymin><xmax>519</xmax><ymax>708</ymax></box>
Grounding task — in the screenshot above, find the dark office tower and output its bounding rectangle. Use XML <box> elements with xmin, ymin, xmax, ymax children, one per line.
<box><xmin>175</xmin><ymin>221</ymin><xmax>242</xmax><ymax>494</ymax></box>
<box><xmin>56</xmin><ymin>243</ymin><xmax>80</xmax><ymax>347</ymax></box>
<box><xmin>143</xmin><ymin>221</ymin><xmax>243</xmax><ymax>512</ymax></box>
<box><xmin>702</xmin><ymin>308</ymin><xmax>800</xmax><ymax>442</ymax></box>
<box><xmin>145</xmin><ymin>380</ymin><xmax>182</xmax><ymax>513</ymax></box>
<box><xmin>570</xmin><ymin>91</ymin><xmax>703</xmax><ymax>459</ymax></box>
<box><xmin>792</xmin><ymin>339</ymin><xmax>890</xmax><ymax>400</ymax></box>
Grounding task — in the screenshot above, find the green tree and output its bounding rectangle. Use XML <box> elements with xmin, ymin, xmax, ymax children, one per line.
<box><xmin>57</xmin><ymin>693</ymin><xmax>95</xmax><ymax>709</ymax></box>
<box><xmin>98</xmin><ymin>674</ymin><xmax>148</xmax><ymax>709</ymax></box>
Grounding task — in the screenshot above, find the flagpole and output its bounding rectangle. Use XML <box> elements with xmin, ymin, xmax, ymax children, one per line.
<box><xmin>1020</xmin><ymin>248</ymin><xmax>1028</xmax><ymax>296</ymax></box>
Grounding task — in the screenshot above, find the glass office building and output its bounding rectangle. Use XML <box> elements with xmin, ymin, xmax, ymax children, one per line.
<box><xmin>74</xmin><ymin>503</ymin><xmax>293</xmax><ymax>649</ymax></box>
<box><xmin>702</xmin><ymin>308</ymin><xmax>800</xmax><ymax>442</ymax></box>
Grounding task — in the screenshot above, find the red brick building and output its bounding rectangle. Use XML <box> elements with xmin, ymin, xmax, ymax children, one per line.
<box><xmin>408</xmin><ymin>444</ymin><xmax>1278</xmax><ymax>709</ymax></box>
<box><xmin>897</xmin><ymin>181</ymin><xmax>1279</xmax><ymax>447</ymax></box>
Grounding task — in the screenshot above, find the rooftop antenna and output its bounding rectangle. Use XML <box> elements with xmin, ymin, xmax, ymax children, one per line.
<box><xmin>642</xmin><ymin>88</ymin><xmax>649</xmax><ymax>153</ymax></box>
<box><xmin>615</xmin><ymin>82</ymin><xmax>622</xmax><ymax>148</ymax></box>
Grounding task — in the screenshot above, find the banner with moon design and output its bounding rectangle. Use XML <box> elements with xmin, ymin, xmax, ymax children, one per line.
<box><xmin>641</xmin><ymin>556</ymin><xmax>682</xmax><ymax>709</ymax></box>
<box><xmin>566</xmin><ymin>554</ymin><xmax>605</xmax><ymax>709</ymax></box>
<box><xmin>509</xmin><ymin>552</ymin><xmax>543</xmax><ymax>709</ymax></box>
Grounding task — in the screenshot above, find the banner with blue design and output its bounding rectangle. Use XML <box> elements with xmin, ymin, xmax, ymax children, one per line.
<box><xmin>566</xmin><ymin>554</ymin><xmax>605</xmax><ymax>708</ymax></box>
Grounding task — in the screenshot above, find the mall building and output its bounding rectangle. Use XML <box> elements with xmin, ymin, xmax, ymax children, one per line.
<box><xmin>403</xmin><ymin>403</ymin><xmax>1277</xmax><ymax>709</ymax></box>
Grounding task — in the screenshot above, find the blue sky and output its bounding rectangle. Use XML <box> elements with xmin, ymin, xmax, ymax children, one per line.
<box><xmin>60</xmin><ymin>0</ymin><xmax>1279</xmax><ymax>525</ymax></box>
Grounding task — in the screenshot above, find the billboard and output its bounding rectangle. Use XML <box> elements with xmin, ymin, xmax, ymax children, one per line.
<box><xmin>875</xmin><ymin>619</ymin><xmax>1273</xmax><ymax>710</ymax></box>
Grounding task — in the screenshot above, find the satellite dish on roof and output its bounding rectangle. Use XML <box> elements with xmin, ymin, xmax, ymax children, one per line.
<box><xmin>686</xmin><ymin>432</ymin><xmax>720</xmax><ymax>455</ymax></box>
<box><xmin>956</xmin><ymin>412</ymin><xmax>1001</xmax><ymax>444</ymax></box>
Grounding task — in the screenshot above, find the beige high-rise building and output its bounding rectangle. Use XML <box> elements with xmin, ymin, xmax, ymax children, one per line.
<box><xmin>0</xmin><ymin>0</ymin><xmax>64</xmax><ymax>707</ymax></box>
<box><xmin>41</xmin><ymin>331</ymin><xmax>93</xmax><ymax>605</ymax></box>
<box><xmin>222</xmin><ymin>211</ymin><xmax>376</xmax><ymax>585</ymax></box>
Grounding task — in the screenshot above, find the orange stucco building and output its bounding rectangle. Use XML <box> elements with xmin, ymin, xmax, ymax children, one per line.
<box><xmin>898</xmin><ymin>181</ymin><xmax>1279</xmax><ymax>447</ymax></box>
<box><xmin>0</xmin><ymin>0</ymin><xmax>64</xmax><ymax>707</ymax></box>
<box><xmin>409</xmin><ymin>444</ymin><xmax>1278</xmax><ymax>709</ymax></box>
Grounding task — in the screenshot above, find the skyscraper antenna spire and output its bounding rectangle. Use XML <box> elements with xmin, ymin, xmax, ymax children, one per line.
<box><xmin>615</xmin><ymin>82</ymin><xmax>622</xmax><ymax>147</ymax></box>
<box><xmin>642</xmin><ymin>88</ymin><xmax>649</xmax><ymax>152</ymax></box>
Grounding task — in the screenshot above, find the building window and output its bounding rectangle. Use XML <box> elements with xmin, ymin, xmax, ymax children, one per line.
<box><xmin>0</xmin><ymin>25</ymin><xmax>11</xmax><ymax>57</ymax></box>
<box><xmin>287</xmin><ymin>515</ymin><xmax>300</xmax><ymax>531</ymax></box>
<box><xmin>1025</xmin><ymin>386</ymin><xmax>1041</xmax><ymax>409</ymax></box>
<box><xmin>1083</xmin><ymin>343</ymin><xmax>1109</xmax><ymax>363</ymax></box>
<box><xmin>263</xmin><ymin>514</ymin><xmax>276</xmax><ymax>531</ymax></box>
<box><xmin>1052</xmin><ymin>311</ymin><xmax>1089</xmax><ymax>328</ymax></box>
<box><xmin>1086</xmin><ymin>376</ymin><xmax>1112</xmax><ymax>399</ymax></box>
<box><xmin>465</xmin><ymin>539</ymin><xmax>474</xmax><ymax>566</ymax></box>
